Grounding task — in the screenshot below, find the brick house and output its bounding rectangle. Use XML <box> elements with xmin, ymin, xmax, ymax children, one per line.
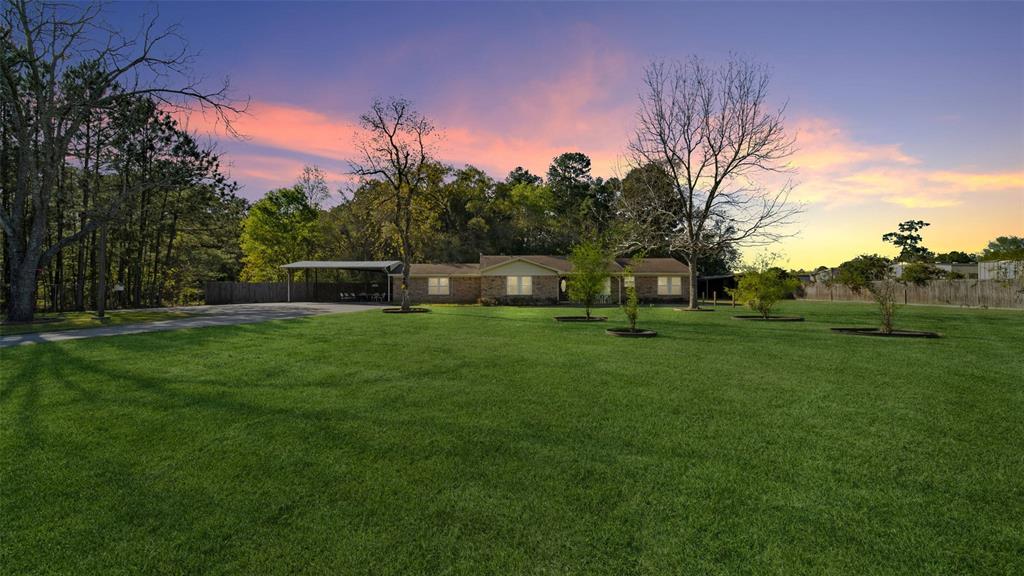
<box><xmin>390</xmin><ymin>255</ymin><xmax>690</xmax><ymax>305</ymax></box>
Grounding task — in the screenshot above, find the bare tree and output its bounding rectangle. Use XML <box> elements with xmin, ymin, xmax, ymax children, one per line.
<box><xmin>349</xmin><ymin>98</ymin><xmax>437</xmax><ymax>311</ymax></box>
<box><xmin>621</xmin><ymin>56</ymin><xmax>801</xmax><ymax>309</ymax></box>
<box><xmin>297</xmin><ymin>165</ymin><xmax>330</xmax><ymax>208</ymax></box>
<box><xmin>0</xmin><ymin>0</ymin><xmax>243</xmax><ymax>321</ymax></box>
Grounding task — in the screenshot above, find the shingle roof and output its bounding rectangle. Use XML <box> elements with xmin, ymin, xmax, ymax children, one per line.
<box><xmin>397</xmin><ymin>256</ymin><xmax>689</xmax><ymax>276</ymax></box>
<box><xmin>615</xmin><ymin>257</ymin><xmax>690</xmax><ymax>274</ymax></box>
<box><xmin>406</xmin><ymin>262</ymin><xmax>480</xmax><ymax>276</ymax></box>
<box><xmin>479</xmin><ymin>255</ymin><xmax>624</xmax><ymax>273</ymax></box>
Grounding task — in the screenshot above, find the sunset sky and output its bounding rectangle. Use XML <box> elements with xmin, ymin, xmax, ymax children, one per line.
<box><xmin>107</xmin><ymin>1</ymin><xmax>1023</xmax><ymax>268</ymax></box>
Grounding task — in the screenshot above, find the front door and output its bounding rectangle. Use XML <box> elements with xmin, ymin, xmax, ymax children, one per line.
<box><xmin>558</xmin><ymin>277</ymin><xmax>569</xmax><ymax>302</ymax></box>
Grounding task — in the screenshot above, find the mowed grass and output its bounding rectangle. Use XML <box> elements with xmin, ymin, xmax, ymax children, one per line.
<box><xmin>1</xmin><ymin>301</ymin><xmax>1021</xmax><ymax>575</ymax></box>
<box><xmin>0</xmin><ymin>309</ymin><xmax>193</xmax><ymax>336</ymax></box>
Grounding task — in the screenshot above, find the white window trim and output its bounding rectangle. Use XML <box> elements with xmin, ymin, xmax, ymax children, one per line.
<box><xmin>506</xmin><ymin>276</ymin><xmax>533</xmax><ymax>296</ymax></box>
<box><xmin>427</xmin><ymin>277</ymin><xmax>450</xmax><ymax>295</ymax></box>
<box><xmin>657</xmin><ymin>276</ymin><xmax>683</xmax><ymax>296</ymax></box>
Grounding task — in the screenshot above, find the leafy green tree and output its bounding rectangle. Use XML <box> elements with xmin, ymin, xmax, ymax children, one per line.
<box><xmin>882</xmin><ymin>220</ymin><xmax>933</xmax><ymax>262</ymax></box>
<box><xmin>566</xmin><ymin>237</ymin><xmax>612</xmax><ymax>319</ymax></box>
<box><xmin>317</xmin><ymin>180</ymin><xmax>395</xmax><ymax>262</ymax></box>
<box><xmin>547</xmin><ymin>152</ymin><xmax>614</xmax><ymax>239</ymax></box>
<box><xmin>423</xmin><ymin>165</ymin><xmax>495</xmax><ymax>261</ymax></box>
<box><xmin>899</xmin><ymin>261</ymin><xmax>945</xmax><ymax>284</ymax></box>
<box><xmin>505</xmin><ymin>166</ymin><xmax>543</xmax><ymax>186</ymax></box>
<box><xmin>980</xmin><ymin>236</ymin><xmax>1024</xmax><ymax>261</ymax></box>
<box><xmin>239</xmin><ymin>186</ymin><xmax>321</xmax><ymax>281</ymax></box>
<box><xmin>728</xmin><ymin>256</ymin><xmax>801</xmax><ymax>319</ymax></box>
<box><xmin>835</xmin><ymin>255</ymin><xmax>898</xmax><ymax>333</ymax></box>
<box><xmin>491</xmin><ymin>179</ymin><xmax>560</xmax><ymax>254</ymax></box>
<box><xmin>547</xmin><ymin>152</ymin><xmax>593</xmax><ymax>213</ymax></box>
<box><xmin>934</xmin><ymin>251</ymin><xmax>976</xmax><ymax>264</ymax></box>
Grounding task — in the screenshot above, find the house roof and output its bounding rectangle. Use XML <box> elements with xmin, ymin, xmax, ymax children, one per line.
<box><xmin>615</xmin><ymin>258</ymin><xmax>690</xmax><ymax>274</ymax></box>
<box><xmin>479</xmin><ymin>255</ymin><xmax>624</xmax><ymax>274</ymax></box>
<box><xmin>405</xmin><ymin>262</ymin><xmax>480</xmax><ymax>276</ymax></box>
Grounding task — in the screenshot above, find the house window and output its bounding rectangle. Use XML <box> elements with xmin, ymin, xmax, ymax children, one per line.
<box><xmin>657</xmin><ymin>276</ymin><xmax>682</xmax><ymax>295</ymax></box>
<box><xmin>624</xmin><ymin>276</ymin><xmax>635</xmax><ymax>288</ymax></box>
<box><xmin>506</xmin><ymin>276</ymin><xmax>532</xmax><ymax>296</ymax></box>
<box><xmin>427</xmin><ymin>277</ymin><xmax>449</xmax><ymax>295</ymax></box>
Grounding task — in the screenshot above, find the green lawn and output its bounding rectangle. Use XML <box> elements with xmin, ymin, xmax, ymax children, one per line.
<box><xmin>0</xmin><ymin>309</ymin><xmax>193</xmax><ymax>336</ymax></box>
<box><xmin>1</xmin><ymin>301</ymin><xmax>1021</xmax><ymax>575</ymax></box>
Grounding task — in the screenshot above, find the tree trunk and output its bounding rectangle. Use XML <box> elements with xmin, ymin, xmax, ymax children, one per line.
<box><xmin>687</xmin><ymin>255</ymin><xmax>699</xmax><ymax>309</ymax></box>
<box><xmin>400</xmin><ymin>261</ymin><xmax>411</xmax><ymax>311</ymax></box>
<box><xmin>96</xmin><ymin>226</ymin><xmax>107</xmax><ymax>318</ymax></box>
<box><xmin>7</xmin><ymin>261</ymin><xmax>37</xmax><ymax>322</ymax></box>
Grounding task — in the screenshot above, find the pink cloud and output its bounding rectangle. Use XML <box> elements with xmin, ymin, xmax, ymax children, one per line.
<box><xmin>786</xmin><ymin>118</ymin><xmax>1023</xmax><ymax>208</ymax></box>
<box><xmin>179</xmin><ymin>30</ymin><xmax>637</xmax><ymax>188</ymax></box>
<box><xmin>178</xmin><ymin>79</ymin><xmax>1020</xmax><ymax>213</ymax></box>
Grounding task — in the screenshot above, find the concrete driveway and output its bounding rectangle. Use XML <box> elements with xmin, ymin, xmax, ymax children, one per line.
<box><xmin>0</xmin><ymin>302</ymin><xmax>384</xmax><ymax>348</ymax></box>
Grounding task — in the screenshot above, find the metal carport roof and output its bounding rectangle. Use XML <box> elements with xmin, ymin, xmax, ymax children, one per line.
<box><xmin>280</xmin><ymin>260</ymin><xmax>402</xmax><ymax>272</ymax></box>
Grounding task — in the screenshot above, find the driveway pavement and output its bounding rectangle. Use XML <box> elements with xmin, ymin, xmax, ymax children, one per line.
<box><xmin>0</xmin><ymin>302</ymin><xmax>383</xmax><ymax>348</ymax></box>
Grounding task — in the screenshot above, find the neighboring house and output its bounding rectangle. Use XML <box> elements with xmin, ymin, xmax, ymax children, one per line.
<box><xmin>892</xmin><ymin>261</ymin><xmax>980</xmax><ymax>279</ymax></box>
<box><xmin>390</xmin><ymin>255</ymin><xmax>690</xmax><ymax>304</ymax></box>
<box><xmin>934</xmin><ymin>262</ymin><xmax>979</xmax><ymax>278</ymax></box>
<box><xmin>978</xmin><ymin>260</ymin><xmax>1021</xmax><ymax>281</ymax></box>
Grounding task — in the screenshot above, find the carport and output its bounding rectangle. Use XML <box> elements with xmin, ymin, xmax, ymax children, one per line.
<box><xmin>281</xmin><ymin>260</ymin><xmax>402</xmax><ymax>303</ymax></box>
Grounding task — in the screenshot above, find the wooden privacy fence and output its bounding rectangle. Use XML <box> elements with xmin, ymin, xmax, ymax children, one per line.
<box><xmin>798</xmin><ymin>279</ymin><xmax>1024</xmax><ymax>309</ymax></box>
<box><xmin>204</xmin><ymin>281</ymin><xmax>389</xmax><ymax>305</ymax></box>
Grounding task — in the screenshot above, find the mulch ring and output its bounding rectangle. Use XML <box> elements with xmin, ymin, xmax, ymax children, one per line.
<box><xmin>830</xmin><ymin>327</ymin><xmax>940</xmax><ymax>338</ymax></box>
<box><xmin>606</xmin><ymin>327</ymin><xmax>658</xmax><ymax>338</ymax></box>
<box><xmin>382</xmin><ymin>307</ymin><xmax>431</xmax><ymax>314</ymax></box>
<box><xmin>732</xmin><ymin>315</ymin><xmax>805</xmax><ymax>322</ymax></box>
<box><xmin>554</xmin><ymin>316</ymin><xmax>608</xmax><ymax>322</ymax></box>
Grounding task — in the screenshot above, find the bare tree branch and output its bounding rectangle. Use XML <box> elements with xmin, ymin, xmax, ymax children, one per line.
<box><xmin>621</xmin><ymin>55</ymin><xmax>802</xmax><ymax>309</ymax></box>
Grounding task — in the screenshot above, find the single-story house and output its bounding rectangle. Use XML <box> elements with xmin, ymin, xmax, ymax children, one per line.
<box><xmin>390</xmin><ymin>255</ymin><xmax>690</xmax><ymax>304</ymax></box>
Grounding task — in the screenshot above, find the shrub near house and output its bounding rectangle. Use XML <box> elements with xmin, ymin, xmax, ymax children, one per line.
<box><xmin>729</xmin><ymin>258</ymin><xmax>802</xmax><ymax>319</ymax></box>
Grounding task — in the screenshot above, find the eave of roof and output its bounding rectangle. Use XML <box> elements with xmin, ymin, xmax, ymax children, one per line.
<box><xmin>281</xmin><ymin>260</ymin><xmax>402</xmax><ymax>271</ymax></box>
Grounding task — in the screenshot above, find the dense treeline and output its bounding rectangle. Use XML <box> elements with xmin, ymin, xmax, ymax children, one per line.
<box><xmin>238</xmin><ymin>155</ymin><xmax>736</xmax><ymax>282</ymax></box>
<box><xmin>0</xmin><ymin>93</ymin><xmax>244</xmax><ymax>312</ymax></box>
<box><xmin>1</xmin><ymin>0</ymin><xmax>243</xmax><ymax>320</ymax></box>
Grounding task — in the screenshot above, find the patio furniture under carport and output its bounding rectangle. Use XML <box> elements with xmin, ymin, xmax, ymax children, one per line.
<box><xmin>280</xmin><ymin>261</ymin><xmax>402</xmax><ymax>303</ymax></box>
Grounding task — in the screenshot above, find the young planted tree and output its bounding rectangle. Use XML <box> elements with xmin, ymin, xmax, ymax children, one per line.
<box><xmin>350</xmin><ymin>98</ymin><xmax>437</xmax><ymax>311</ymax></box>
<box><xmin>834</xmin><ymin>255</ymin><xmax>899</xmax><ymax>333</ymax></box>
<box><xmin>622</xmin><ymin>266</ymin><xmax>641</xmax><ymax>332</ymax></box>
<box><xmin>729</xmin><ymin>256</ymin><xmax>801</xmax><ymax>319</ymax></box>
<box><xmin>566</xmin><ymin>238</ymin><xmax>611</xmax><ymax>319</ymax></box>
<box><xmin>620</xmin><ymin>56</ymin><xmax>801</xmax><ymax>310</ymax></box>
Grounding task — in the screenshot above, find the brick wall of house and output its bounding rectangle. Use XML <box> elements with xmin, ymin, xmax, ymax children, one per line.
<box><xmin>634</xmin><ymin>275</ymin><xmax>690</xmax><ymax>303</ymax></box>
<box><xmin>390</xmin><ymin>276</ymin><xmax>481</xmax><ymax>304</ymax></box>
<box><xmin>481</xmin><ymin>275</ymin><xmax>558</xmax><ymax>305</ymax></box>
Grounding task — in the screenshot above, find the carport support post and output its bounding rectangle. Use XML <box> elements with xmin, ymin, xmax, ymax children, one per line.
<box><xmin>287</xmin><ymin>270</ymin><xmax>292</xmax><ymax>302</ymax></box>
<box><xmin>387</xmin><ymin>272</ymin><xmax>392</xmax><ymax>302</ymax></box>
